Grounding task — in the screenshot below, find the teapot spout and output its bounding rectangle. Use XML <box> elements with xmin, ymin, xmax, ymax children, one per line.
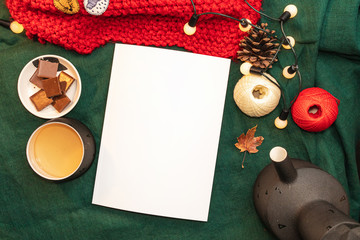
<box><xmin>270</xmin><ymin>146</ymin><xmax>297</xmax><ymax>183</ymax></box>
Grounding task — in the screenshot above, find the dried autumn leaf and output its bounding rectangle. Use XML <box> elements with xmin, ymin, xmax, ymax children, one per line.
<box><xmin>235</xmin><ymin>125</ymin><xmax>264</xmax><ymax>168</ymax></box>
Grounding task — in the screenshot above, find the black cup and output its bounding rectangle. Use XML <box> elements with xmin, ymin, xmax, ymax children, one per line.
<box><xmin>26</xmin><ymin>117</ymin><xmax>96</xmax><ymax>181</ymax></box>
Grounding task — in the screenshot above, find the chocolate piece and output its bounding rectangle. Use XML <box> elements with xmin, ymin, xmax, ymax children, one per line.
<box><xmin>29</xmin><ymin>68</ymin><xmax>44</xmax><ymax>89</ymax></box>
<box><xmin>37</xmin><ymin>60</ymin><xmax>58</xmax><ymax>78</ymax></box>
<box><xmin>42</xmin><ymin>77</ymin><xmax>62</xmax><ymax>98</ymax></box>
<box><xmin>32</xmin><ymin>57</ymin><xmax>67</xmax><ymax>71</ymax></box>
<box><xmin>30</xmin><ymin>90</ymin><xmax>53</xmax><ymax>111</ymax></box>
<box><xmin>59</xmin><ymin>81</ymin><xmax>67</xmax><ymax>93</ymax></box>
<box><xmin>52</xmin><ymin>94</ymin><xmax>71</xmax><ymax>112</ymax></box>
<box><xmin>52</xmin><ymin>82</ymin><xmax>71</xmax><ymax>112</ymax></box>
<box><xmin>58</xmin><ymin>71</ymin><xmax>75</xmax><ymax>92</ymax></box>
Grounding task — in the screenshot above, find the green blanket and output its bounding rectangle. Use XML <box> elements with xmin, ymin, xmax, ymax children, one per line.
<box><xmin>0</xmin><ymin>0</ymin><xmax>359</xmax><ymax>239</ymax></box>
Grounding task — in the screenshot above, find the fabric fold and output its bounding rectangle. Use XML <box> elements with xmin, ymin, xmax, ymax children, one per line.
<box><xmin>319</xmin><ymin>0</ymin><xmax>360</xmax><ymax>55</ymax></box>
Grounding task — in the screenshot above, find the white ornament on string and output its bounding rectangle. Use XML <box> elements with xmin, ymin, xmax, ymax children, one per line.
<box><xmin>84</xmin><ymin>0</ymin><xmax>109</xmax><ymax>16</ymax></box>
<box><xmin>233</xmin><ymin>73</ymin><xmax>281</xmax><ymax>117</ymax></box>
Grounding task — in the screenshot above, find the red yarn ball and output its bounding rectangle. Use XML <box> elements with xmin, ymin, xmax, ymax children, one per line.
<box><xmin>291</xmin><ymin>87</ymin><xmax>340</xmax><ymax>132</ymax></box>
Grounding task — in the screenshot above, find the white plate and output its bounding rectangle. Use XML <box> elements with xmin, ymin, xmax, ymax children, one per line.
<box><xmin>18</xmin><ymin>55</ymin><xmax>82</xmax><ymax>119</ymax></box>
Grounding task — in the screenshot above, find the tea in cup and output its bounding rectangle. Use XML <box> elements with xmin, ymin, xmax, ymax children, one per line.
<box><xmin>27</xmin><ymin>118</ymin><xmax>95</xmax><ymax>181</ymax></box>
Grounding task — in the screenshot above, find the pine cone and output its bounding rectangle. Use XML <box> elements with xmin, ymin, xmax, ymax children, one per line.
<box><xmin>237</xmin><ymin>23</ymin><xmax>279</xmax><ymax>69</ymax></box>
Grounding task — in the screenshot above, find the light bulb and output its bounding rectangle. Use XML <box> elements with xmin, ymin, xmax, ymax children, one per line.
<box><xmin>282</xmin><ymin>66</ymin><xmax>296</xmax><ymax>79</ymax></box>
<box><xmin>240</xmin><ymin>62</ymin><xmax>253</xmax><ymax>75</ymax></box>
<box><xmin>183</xmin><ymin>23</ymin><xmax>196</xmax><ymax>35</ymax></box>
<box><xmin>239</xmin><ymin>19</ymin><xmax>252</xmax><ymax>32</ymax></box>
<box><xmin>284</xmin><ymin>5</ymin><xmax>298</xmax><ymax>18</ymax></box>
<box><xmin>184</xmin><ymin>14</ymin><xmax>199</xmax><ymax>36</ymax></box>
<box><xmin>275</xmin><ymin>117</ymin><xmax>288</xmax><ymax>129</ymax></box>
<box><xmin>282</xmin><ymin>36</ymin><xmax>295</xmax><ymax>49</ymax></box>
<box><xmin>10</xmin><ymin>21</ymin><xmax>24</xmax><ymax>34</ymax></box>
<box><xmin>0</xmin><ymin>19</ymin><xmax>24</xmax><ymax>34</ymax></box>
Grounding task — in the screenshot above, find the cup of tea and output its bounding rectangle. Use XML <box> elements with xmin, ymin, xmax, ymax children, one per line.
<box><xmin>26</xmin><ymin>118</ymin><xmax>96</xmax><ymax>181</ymax></box>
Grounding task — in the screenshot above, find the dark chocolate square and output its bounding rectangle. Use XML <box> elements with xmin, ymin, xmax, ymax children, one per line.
<box><xmin>59</xmin><ymin>81</ymin><xmax>67</xmax><ymax>93</ymax></box>
<box><xmin>52</xmin><ymin>94</ymin><xmax>71</xmax><ymax>113</ymax></box>
<box><xmin>42</xmin><ymin>77</ymin><xmax>62</xmax><ymax>98</ymax></box>
<box><xmin>37</xmin><ymin>60</ymin><xmax>58</xmax><ymax>78</ymax></box>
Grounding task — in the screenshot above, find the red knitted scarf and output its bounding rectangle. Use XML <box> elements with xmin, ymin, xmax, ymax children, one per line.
<box><xmin>7</xmin><ymin>0</ymin><xmax>262</xmax><ymax>58</ymax></box>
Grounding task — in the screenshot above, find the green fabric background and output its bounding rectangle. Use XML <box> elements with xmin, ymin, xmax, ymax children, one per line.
<box><xmin>1</xmin><ymin>0</ymin><xmax>360</xmax><ymax>239</ymax></box>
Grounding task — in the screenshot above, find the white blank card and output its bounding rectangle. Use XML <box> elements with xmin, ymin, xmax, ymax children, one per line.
<box><xmin>92</xmin><ymin>44</ymin><xmax>230</xmax><ymax>221</ymax></box>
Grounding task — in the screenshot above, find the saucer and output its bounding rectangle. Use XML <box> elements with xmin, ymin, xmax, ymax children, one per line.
<box><xmin>17</xmin><ymin>55</ymin><xmax>82</xmax><ymax>119</ymax></box>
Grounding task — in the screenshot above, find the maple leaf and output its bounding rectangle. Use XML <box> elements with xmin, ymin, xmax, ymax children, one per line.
<box><xmin>235</xmin><ymin>125</ymin><xmax>264</xmax><ymax>168</ymax></box>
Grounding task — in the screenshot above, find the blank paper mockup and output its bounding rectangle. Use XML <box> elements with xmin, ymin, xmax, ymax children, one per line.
<box><xmin>92</xmin><ymin>44</ymin><xmax>230</xmax><ymax>221</ymax></box>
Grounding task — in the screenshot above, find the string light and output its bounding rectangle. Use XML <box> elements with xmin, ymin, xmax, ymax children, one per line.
<box><xmin>239</xmin><ymin>19</ymin><xmax>252</xmax><ymax>32</ymax></box>
<box><xmin>0</xmin><ymin>19</ymin><xmax>24</xmax><ymax>34</ymax></box>
<box><xmin>274</xmin><ymin>110</ymin><xmax>289</xmax><ymax>129</ymax></box>
<box><xmin>183</xmin><ymin>23</ymin><xmax>196</xmax><ymax>35</ymax></box>
<box><xmin>282</xmin><ymin>65</ymin><xmax>297</xmax><ymax>79</ymax></box>
<box><xmin>184</xmin><ymin>14</ymin><xmax>198</xmax><ymax>36</ymax></box>
<box><xmin>185</xmin><ymin>0</ymin><xmax>301</xmax><ymax>129</ymax></box>
<box><xmin>184</xmin><ymin>0</ymin><xmax>266</xmax><ymax>36</ymax></box>
<box><xmin>282</xmin><ymin>36</ymin><xmax>295</xmax><ymax>49</ymax></box>
<box><xmin>246</xmin><ymin>2</ymin><xmax>300</xmax><ymax>129</ymax></box>
<box><xmin>279</xmin><ymin>4</ymin><xmax>298</xmax><ymax>22</ymax></box>
<box><xmin>284</xmin><ymin>5</ymin><xmax>298</xmax><ymax>18</ymax></box>
<box><xmin>240</xmin><ymin>62</ymin><xmax>253</xmax><ymax>75</ymax></box>
<box><xmin>10</xmin><ymin>21</ymin><xmax>24</xmax><ymax>34</ymax></box>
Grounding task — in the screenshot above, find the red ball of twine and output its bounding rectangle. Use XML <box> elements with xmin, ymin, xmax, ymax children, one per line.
<box><xmin>291</xmin><ymin>87</ymin><xmax>340</xmax><ymax>132</ymax></box>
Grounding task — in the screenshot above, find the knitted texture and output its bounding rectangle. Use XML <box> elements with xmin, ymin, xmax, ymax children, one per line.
<box><xmin>7</xmin><ymin>0</ymin><xmax>262</xmax><ymax>57</ymax></box>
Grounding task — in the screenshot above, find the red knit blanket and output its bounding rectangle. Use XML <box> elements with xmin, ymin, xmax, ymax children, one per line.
<box><xmin>7</xmin><ymin>0</ymin><xmax>262</xmax><ymax>58</ymax></box>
